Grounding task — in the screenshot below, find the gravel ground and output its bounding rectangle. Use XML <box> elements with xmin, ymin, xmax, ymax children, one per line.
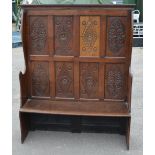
<box><xmin>12</xmin><ymin>47</ymin><xmax>143</xmax><ymax>155</ymax></box>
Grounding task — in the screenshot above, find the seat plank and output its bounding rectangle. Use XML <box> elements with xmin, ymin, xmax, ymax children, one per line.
<box><xmin>20</xmin><ymin>99</ymin><xmax>130</xmax><ymax>117</ymax></box>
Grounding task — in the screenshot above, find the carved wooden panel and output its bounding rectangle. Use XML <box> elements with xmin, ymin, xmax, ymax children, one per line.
<box><xmin>106</xmin><ymin>17</ymin><xmax>127</xmax><ymax>57</ymax></box>
<box><xmin>105</xmin><ymin>64</ymin><xmax>126</xmax><ymax>99</ymax></box>
<box><xmin>29</xmin><ymin>16</ymin><xmax>48</xmax><ymax>55</ymax></box>
<box><xmin>54</xmin><ymin>16</ymin><xmax>74</xmax><ymax>56</ymax></box>
<box><xmin>80</xmin><ymin>63</ymin><xmax>99</xmax><ymax>98</ymax></box>
<box><xmin>31</xmin><ymin>62</ymin><xmax>50</xmax><ymax>97</ymax></box>
<box><xmin>80</xmin><ymin>16</ymin><xmax>100</xmax><ymax>56</ymax></box>
<box><xmin>55</xmin><ymin>62</ymin><xmax>74</xmax><ymax>98</ymax></box>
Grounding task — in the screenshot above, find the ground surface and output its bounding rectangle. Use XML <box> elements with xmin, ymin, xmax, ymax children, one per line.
<box><xmin>12</xmin><ymin>47</ymin><xmax>143</xmax><ymax>155</ymax></box>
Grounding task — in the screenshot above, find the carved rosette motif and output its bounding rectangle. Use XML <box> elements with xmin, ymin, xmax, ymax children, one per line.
<box><xmin>105</xmin><ymin>65</ymin><xmax>125</xmax><ymax>99</ymax></box>
<box><xmin>30</xmin><ymin>18</ymin><xmax>47</xmax><ymax>53</ymax></box>
<box><xmin>54</xmin><ymin>16</ymin><xmax>73</xmax><ymax>55</ymax></box>
<box><xmin>56</xmin><ymin>62</ymin><xmax>73</xmax><ymax>97</ymax></box>
<box><xmin>108</xmin><ymin>18</ymin><xmax>125</xmax><ymax>54</ymax></box>
<box><xmin>80</xmin><ymin>16</ymin><xmax>100</xmax><ymax>56</ymax></box>
<box><xmin>31</xmin><ymin>62</ymin><xmax>49</xmax><ymax>96</ymax></box>
<box><xmin>80</xmin><ymin>63</ymin><xmax>98</xmax><ymax>98</ymax></box>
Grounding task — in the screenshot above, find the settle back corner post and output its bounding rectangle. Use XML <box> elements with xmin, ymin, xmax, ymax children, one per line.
<box><xmin>19</xmin><ymin>4</ymin><xmax>134</xmax><ymax>149</ymax></box>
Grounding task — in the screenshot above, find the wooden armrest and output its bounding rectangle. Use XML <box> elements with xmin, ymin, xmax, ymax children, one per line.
<box><xmin>127</xmin><ymin>70</ymin><xmax>133</xmax><ymax>112</ymax></box>
<box><xmin>19</xmin><ymin>71</ymin><xmax>28</xmax><ymax>107</ymax></box>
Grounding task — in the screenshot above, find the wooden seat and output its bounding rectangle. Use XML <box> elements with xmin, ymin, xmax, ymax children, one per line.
<box><xmin>20</xmin><ymin>99</ymin><xmax>129</xmax><ymax>117</ymax></box>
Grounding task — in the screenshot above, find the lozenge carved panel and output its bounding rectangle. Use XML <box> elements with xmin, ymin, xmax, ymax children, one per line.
<box><xmin>54</xmin><ymin>16</ymin><xmax>74</xmax><ymax>56</ymax></box>
<box><xmin>31</xmin><ymin>62</ymin><xmax>50</xmax><ymax>97</ymax></box>
<box><xmin>80</xmin><ymin>63</ymin><xmax>99</xmax><ymax>98</ymax></box>
<box><xmin>80</xmin><ymin>16</ymin><xmax>100</xmax><ymax>56</ymax></box>
<box><xmin>29</xmin><ymin>16</ymin><xmax>48</xmax><ymax>55</ymax></box>
<box><xmin>106</xmin><ymin>17</ymin><xmax>127</xmax><ymax>57</ymax></box>
<box><xmin>55</xmin><ymin>62</ymin><xmax>74</xmax><ymax>98</ymax></box>
<box><xmin>105</xmin><ymin>64</ymin><xmax>126</xmax><ymax>99</ymax></box>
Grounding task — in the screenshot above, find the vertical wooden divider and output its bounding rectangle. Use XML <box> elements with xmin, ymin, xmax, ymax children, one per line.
<box><xmin>51</xmin><ymin>61</ymin><xmax>55</xmax><ymax>99</ymax></box>
<box><xmin>99</xmin><ymin>63</ymin><xmax>105</xmax><ymax>99</ymax></box>
<box><xmin>74</xmin><ymin>15</ymin><xmax>80</xmax><ymax>100</ymax></box>
<box><xmin>74</xmin><ymin>58</ymin><xmax>79</xmax><ymax>100</ymax></box>
<box><xmin>48</xmin><ymin>15</ymin><xmax>54</xmax><ymax>56</ymax></box>
<box><xmin>48</xmin><ymin>15</ymin><xmax>55</xmax><ymax>99</ymax></box>
<box><xmin>74</xmin><ymin>15</ymin><xmax>80</xmax><ymax>57</ymax></box>
<box><xmin>99</xmin><ymin>16</ymin><xmax>106</xmax><ymax>99</ymax></box>
<box><xmin>100</xmin><ymin>16</ymin><xmax>106</xmax><ymax>57</ymax></box>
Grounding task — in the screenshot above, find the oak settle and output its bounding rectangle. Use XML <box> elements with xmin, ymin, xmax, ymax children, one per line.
<box><xmin>19</xmin><ymin>4</ymin><xmax>134</xmax><ymax>149</ymax></box>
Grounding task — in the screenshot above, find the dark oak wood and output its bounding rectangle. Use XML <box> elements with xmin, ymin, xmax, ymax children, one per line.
<box><xmin>126</xmin><ymin>116</ymin><xmax>131</xmax><ymax>150</ymax></box>
<box><xmin>20</xmin><ymin>99</ymin><xmax>129</xmax><ymax>117</ymax></box>
<box><xmin>19</xmin><ymin>112</ymin><xmax>30</xmax><ymax>143</ymax></box>
<box><xmin>19</xmin><ymin>4</ymin><xmax>134</xmax><ymax>149</ymax></box>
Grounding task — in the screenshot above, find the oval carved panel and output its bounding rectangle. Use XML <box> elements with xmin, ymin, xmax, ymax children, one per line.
<box><xmin>56</xmin><ymin>62</ymin><xmax>74</xmax><ymax>98</ymax></box>
<box><xmin>54</xmin><ymin>16</ymin><xmax>74</xmax><ymax>55</ymax></box>
<box><xmin>31</xmin><ymin>62</ymin><xmax>49</xmax><ymax>97</ymax></box>
<box><xmin>30</xmin><ymin>17</ymin><xmax>48</xmax><ymax>54</ymax></box>
<box><xmin>80</xmin><ymin>16</ymin><xmax>100</xmax><ymax>56</ymax></box>
<box><xmin>80</xmin><ymin>63</ymin><xmax>99</xmax><ymax>98</ymax></box>
<box><xmin>107</xmin><ymin>17</ymin><xmax>127</xmax><ymax>56</ymax></box>
<box><xmin>105</xmin><ymin>64</ymin><xmax>126</xmax><ymax>99</ymax></box>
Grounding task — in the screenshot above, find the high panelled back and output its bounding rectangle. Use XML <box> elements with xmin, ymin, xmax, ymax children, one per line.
<box><xmin>24</xmin><ymin>6</ymin><xmax>132</xmax><ymax>102</ymax></box>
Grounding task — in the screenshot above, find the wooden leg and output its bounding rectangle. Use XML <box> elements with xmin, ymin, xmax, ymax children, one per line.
<box><xmin>19</xmin><ymin>112</ymin><xmax>30</xmax><ymax>143</ymax></box>
<box><xmin>126</xmin><ymin>117</ymin><xmax>131</xmax><ymax>150</ymax></box>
